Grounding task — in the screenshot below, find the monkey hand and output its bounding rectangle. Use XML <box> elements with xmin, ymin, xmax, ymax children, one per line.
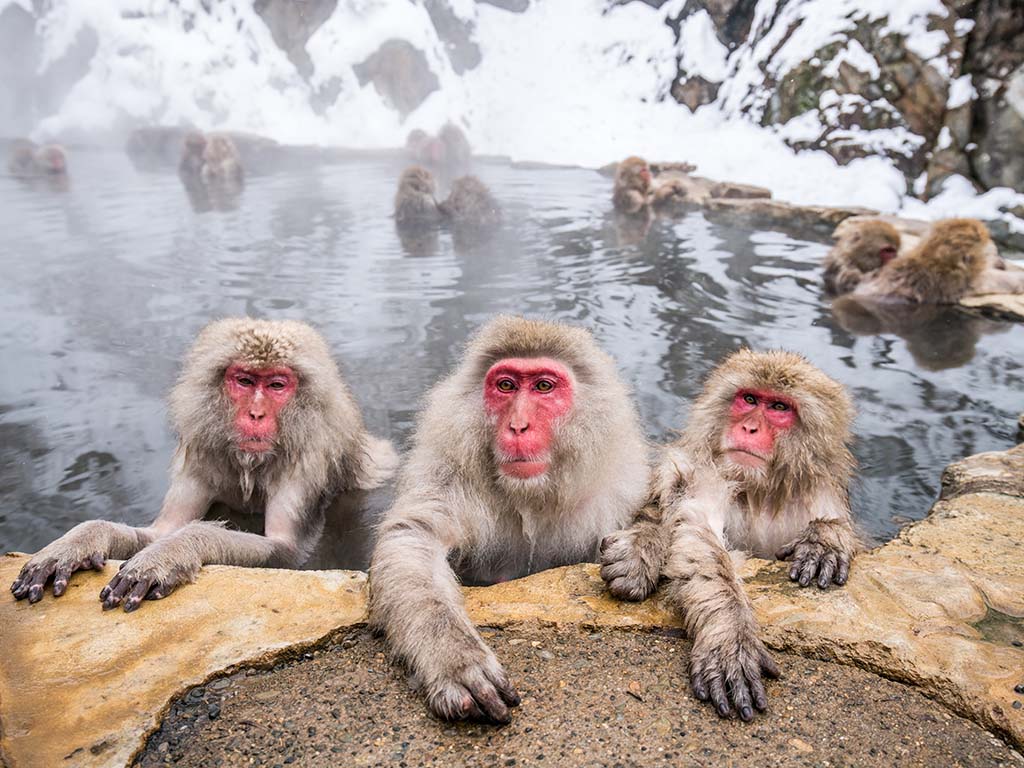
<box><xmin>775</xmin><ymin>519</ymin><xmax>853</xmax><ymax>589</ymax></box>
<box><xmin>100</xmin><ymin>538</ymin><xmax>200</xmax><ymax>613</ymax></box>
<box><xmin>599</xmin><ymin>528</ymin><xmax>661</xmax><ymax>601</ymax></box>
<box><xmin>423</xmin><ymin>641</ymin><xmax>521</xmax><ymax>725</ymax></box>
<box><xmin>689</xmin><ymin>611</ymin><xmax>780</xmax><ymax>722</ymax></box>
<box><xmin>11</xmin><ymin>520</ymin><xmax>115</xmax><ymax>603</ymax></box>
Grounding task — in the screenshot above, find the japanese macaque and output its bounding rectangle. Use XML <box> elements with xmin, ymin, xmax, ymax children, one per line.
<box><xmin>178</xmin><ymin>131</ymin><xmax>243</xmax><ymax>184</ymax></box>
<box><xmin>600</xmin><ymin>350</ymin><xmax>859</xmax><ymax>721</ymax></box>
<box><xmin>651</xmin><ymin>178</ymin><xmax>689</xmax><ymax>213</ymax></box>
<box><xmin>11</xmin><ymin>319</ymin><xmax>397</xmax><ymax>611</ymax></box>
<box><xmin>394</xmin><ymin>166</ymin><xmax>441</xmax><ymax>226</ymax></box>
<box><xmin>7</xmin><ymin>139</ymin><xmax>67</xmax><ymax>178</ymax></box>
<box><xmin>405</xmin><ymin>122</ymin><xmax>472</xmax><ymax>172</ymax></box>
<box><xmin>854</xmin><ymin>218</ymin><xmax>1024</xmax><ymax>302</ymax></box>
<box><xmin>612</xmin><ymin>156</ymin><xmax>652</xmax><ymax>215</ymax></box>
<box><xmin>823</xmin><ymin>219</ymin><xmax>901</xmax><ymax>295</ymax></box>
<box><xmin>369</xmin><ymin>316</ymin><xmax>649</xmax><ymax>723</ymax></box>
<box><xmin>438</xmin><ymin>175</ymin><xmax>501</xmax><ymax>229</ymax></box>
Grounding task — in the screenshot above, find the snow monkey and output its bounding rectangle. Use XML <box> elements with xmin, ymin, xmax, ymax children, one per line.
<box><xmin>823</xmin><ymin>218</ymin><xmax>901</xmax><ymax>295</ymax></box>
<box><xmin>612</xmin><ymin>156</ymin><xmax>688</xmax><ymax>215</ymax></box>
<box><xmin>179</xmin><ymin>131</ymin><xmax>243</xmax><ymax>184</ymax></box>
<box><xmin>394</xmin><ymin>165</ymin><xmax>442</xmax><ymax>226</ymax></box>
<box><xmin>7</xmin><ymin>139</ymin><xmax>67</xmax><ymax>178</ymax></box>
<box><xmin>11</xmin><ymin>319</ymin><xmax>397</xmax><ymax>611</ymax></box>
<box><xmin>600</xmin><ymin>349</ymin><xmax>859</xmax><ymax>721</ymax></box>
<box><xmin>438</xmin><ymin>175</ymin><xmax>502</xmax><ymax>229</ymax></box>
<box><xmin>369</xmin><ymin>315</ymin><xmax>649</xmax><ymax>724</ymax></box>
<box><xmin>854</xmin><ymin>218</ymin><xmax>1024</xmax><ymax>302</ymax></box>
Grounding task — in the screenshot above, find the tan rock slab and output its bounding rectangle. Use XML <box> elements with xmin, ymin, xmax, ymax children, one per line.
<box><xmin>960</xmin><ymin>293</ymin><xmax>1024</xmax><ymax>322</ymax></box>
<box><xmin>2</xmin><ymin>447</ymin><xmax>1024</xmax><ymax>766</ymax></box>
<box><xmin>0</xmin><ymin>558</ymin><xmax>367</xmax><ymax>768</ymax></box>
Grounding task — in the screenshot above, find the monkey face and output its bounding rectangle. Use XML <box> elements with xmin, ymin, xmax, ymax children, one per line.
<box><xmin>223</xmin><ymin>364</ymin><xmax>297</xmax><ymax>453</ymax></box>
<box><xmin>722</xmin><ymin>390</ymin><xmax>798</xmax><ymax>469</ymax></box>
<box><xmin>482</xmin><ymin>357</ymin><xmax>574</xmax><ymax>480</ymax></box>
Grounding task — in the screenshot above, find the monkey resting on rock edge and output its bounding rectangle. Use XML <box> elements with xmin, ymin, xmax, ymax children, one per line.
<box><xmin>600</xmin><ymin>349</ymin><xmax>860</xmax><ymax>721</ymax></box>
<box><xmin>368</xmin><ymin>315</ymin><xmax>650</xmax><ymax>724</ymax></box>
<box><xmin>12</xmin><ymin>318</ymin><xmax>398</xmax><ymax>611</ymax></box>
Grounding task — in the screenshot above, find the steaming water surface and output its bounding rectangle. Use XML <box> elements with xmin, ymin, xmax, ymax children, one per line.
<box><xmin>1</xmin><ymin>149</ymin><xmax>1021</xmax><ymax>565</ymax></box>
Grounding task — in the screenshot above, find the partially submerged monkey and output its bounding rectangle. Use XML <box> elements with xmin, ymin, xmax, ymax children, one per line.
<box><xmin>613</xmin><ymin>156</ymin><xmax>688</xmax><ymax>215</ymax></box>
<box><xmin>12</xmin><ymin>318</ymin><xmax>397</xmax><ymax>610</ymax></box>
<box><xmin>853</xmin><ymin>218</ymin><xmax>1024</xmax><ymax>302</ymax></box>
<box><xmin>7</xmin><ymin>139</ymin><xmax>68</xmax><ymax>178</ymax></box>
<box><xmin>601</xmin><ymin>349</ymin><xmax>859</xmax><ymax>721</ymax></box>
<box><xmin>823</xmin><ymin>219</ymin><xmax>901</xmax><ymax>295</ymax></box>
<box><xmin>394</xmin><ymin>165</ymin><xmax>442</xmax><ymax>226</ymax></box>
<box><xmin>438</xmin><ymin>175</ymin><xmax>502</xmax><ymax>229</ymax></box>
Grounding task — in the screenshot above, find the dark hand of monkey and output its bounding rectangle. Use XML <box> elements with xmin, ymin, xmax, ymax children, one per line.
<box><xmin>689</xmin><ymin>618</ymin><xmax>780</xmax><ymax>722</ymax></box>
<box><xmin>99</xmin><ymin>539</ymin><xmax>200</xmax><ymax>612</ymax></box>
<box><xmin>11</xmin><ymin>552</ymin><xmax>106</xmax><ymax>603</ymax></box>
<box><xmin>426</xmin><ymin>655</ymin><xmax>521</xmax><ymax>724</ymax></box>
<box><xmin>775</xmin><ymin>520</ymin><xmax>852</xmax><ymax>589</ymax></box>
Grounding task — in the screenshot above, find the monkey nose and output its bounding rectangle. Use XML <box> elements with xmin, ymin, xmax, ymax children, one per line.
<box><xmin>508</xmin><ymin>422</ymin><xmax>529</xmax><ymax>435</ymax></box>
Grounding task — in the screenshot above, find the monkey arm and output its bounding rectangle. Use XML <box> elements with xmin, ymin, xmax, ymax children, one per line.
<box><xmin>368</xmin><ymin>494</ymin><xmax>521</xmax><ymax>724</ymax></box>
<box><xmin>10</xmin><ymin>466</ymin><xmax>214</xmax><ymax>605</ymax></box>
<box><xmin>660</xmin><ymin>474</ymin><xmax>779</xmax><ymax>722</ymax></box>
<box><xmin>98</xmin><ymin>480</ymin><xmax>316</xmax><ymax>612</ymax></box>
<box><xmin>598</xmin><ymin>502</ymin><xmax>668</xmax><ymax>601</ymax></box>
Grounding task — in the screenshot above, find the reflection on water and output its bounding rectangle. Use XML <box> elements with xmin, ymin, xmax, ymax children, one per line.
<box><xmin>1</xmin><ymin>150</ymin><xmax>1021</xmax><ymax>565</ymax></box>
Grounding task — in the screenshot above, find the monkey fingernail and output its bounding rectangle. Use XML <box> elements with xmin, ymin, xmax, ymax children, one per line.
<box><xmin>53</xmin><ymin>580</ymin><xmax>67</xmax><ymax>596</ymax></box>
<box><xmin>739</xmin><ymin>706</ymin><xmax>754</xmax><ymax>721</ymax></box>
<box><xmin>28</xmin><ymin>585</ymin><xmax>43</xmax><ymax>603</ymax></box>
<box><xmin>99</xmin><ymin>586</ymin><xmax>111</xmax><ymax>600</ymax></box>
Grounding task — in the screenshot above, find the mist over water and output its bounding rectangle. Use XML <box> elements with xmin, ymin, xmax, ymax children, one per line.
<box><xmin>1</xmin><ymin>150</ymin><xmax>1021</xmax><ymax>566</ymax></box>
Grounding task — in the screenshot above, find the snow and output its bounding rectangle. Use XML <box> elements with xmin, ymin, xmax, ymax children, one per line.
<box><xmin>18</xmin><ymin>0</ymin><xmax>1020</xmax><ymax>227</ymax></box>
<box><xmin>822</xmin><ymin>40</ymin><xmax>881</xmax><ymax>80</ymax></box>
<box><xmin>947</xmin><ymin>75</ymin><xmax>976</xmax><ymax>109</ymax></box>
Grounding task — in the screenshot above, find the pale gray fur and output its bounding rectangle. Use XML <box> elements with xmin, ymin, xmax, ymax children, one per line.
<box><xmin>368</xmin><ymin>315</ymin><xmax>649</xmax><ymax>723</ymax></box>
<box><xmin>600</xmin><ymin>349</ymin><xmax>859</xmax><ymax>722</ymax></box>
<box><xmin>11</xmin><ymin>318</ymin><xmax>398</xmax><ymax>610</ymax></box>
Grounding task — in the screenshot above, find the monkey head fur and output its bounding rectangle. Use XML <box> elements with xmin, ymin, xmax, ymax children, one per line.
<box><xmin>395</xmin><ymin>165</ymin><xmax>441</xmax><ymax>225</ymax></box>
<box><xmin>823</xmin><ymin>219</ymin><xmax>901</xmax><ymax>295</ymax></box>
<box><xmin>612</xmin><ymin>156</ymin><xmax>652</xmax><ymax>215</ymax></box>
<box><xmin>168</xmin><ymin>318</ymin><xmax>376</xmax><ymax>501</ymax></box>
<box><xmin>403</xmin><ymin>315</ymin><xmax>645</xmax><ymax>503</ymax></box>
<box><xmin>680</xmin><ymin>349</ymin><xmax>855</xmax><ymax>512</ymax></box>
<box><xmin>871</xmin><ymin>218</ymin><xmax>995</xmax><ymax>304</ymax></box>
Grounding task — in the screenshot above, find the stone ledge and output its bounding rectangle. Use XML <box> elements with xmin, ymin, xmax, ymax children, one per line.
<box><xmin>1</xmin><ymin>446</ymin><xmax>1023</xmax><ymax>767</ymax></box>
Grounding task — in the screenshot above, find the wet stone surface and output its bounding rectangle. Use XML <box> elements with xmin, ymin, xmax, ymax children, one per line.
<box><xmin>136</xmin><ymin>625</ymin><xmax>1024</xmax><ymax>768</ymax></box>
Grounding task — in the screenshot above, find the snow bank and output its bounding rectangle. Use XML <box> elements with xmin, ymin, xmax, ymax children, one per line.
<box><xmin>17</xmin><ymin>0</ymin><xmax>1024</xmax><ymax>225</ymax></box>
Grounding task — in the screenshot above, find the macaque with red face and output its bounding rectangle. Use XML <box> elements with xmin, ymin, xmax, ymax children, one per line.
<box><xmin>612</xmin><ymin>156</ymin><xmax>652</xmax><ymax>214</ymax></box>
<box><xmin>369</xmin><ymin>316</ymin><xmax>649</xmax><ymax>724</ymax></box>
<box><xmin>7</xmin><ymin>139</ymin><xmax>67</xmax><ymax>178</ymax></box>
<box><xmin>11</xmin><ymin>319</ymin><xmax>397</xmax><ymax>610</ymax></box>
<box><xmin>823</xmin><ymin>219</ymin><xmax>902</xmax><ymax>295</ymax></box>
<box><xmin>600</xmin><ymin>349</ymin><xmax>858</xmax><ymax>721</ymax></box>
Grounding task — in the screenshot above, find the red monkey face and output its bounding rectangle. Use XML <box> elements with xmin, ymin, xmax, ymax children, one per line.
<box><xmin>723</xmin><ymin>390</ymin><xmax>798</xmax><ymax>468</ymax></box>
<box><xmin>483</xmin><ymin>357</ymin><xmax>574</xmax><ymax>480</ymax></box>
<box><xmin>223</xmin><ymin>364</ymin><xmax>298</xmax><ymax>453</ymax></box>
<box><xmin>879</xmin><ymin>245</ymin><xmax>897</xmax><ymax>265</ymax></box>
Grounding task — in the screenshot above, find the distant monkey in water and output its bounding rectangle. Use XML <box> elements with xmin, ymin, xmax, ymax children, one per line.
<box><xmin>369</xmin><ymin>316</ymin><xmax>649</xmax><ymax>724</ymax></box>
<box><xmin>11</xmin><ymin>319</ymin><xmax>397</xmax><ymax>611</ymax></box>
<box><xmin>854</xmin><ymin>218</ymin><xmax>1024</xmax><ymax>302</ymax></box>
<box><xmin>7</xmin><ymin>139</ymin><xmax>67</xmax><ymax>178</ymax></box>
<box><xmin>438</xmin><ymin>175</ymin><xmax>502</xmax><ymax>229</ymax></box>
<box><xmin>394</xmin><ymin>166</ymin><xmax>442</xmax><ymax>226</ymax></box>
<box><xmin>613</xmin><ymin>156</ymin><xmax>688</xmax><ymax>215</ymax></box>
<box><xmin>823</xmin><ymin>219</ymin><xmax>901</xmax><ymax>295</ymax></box>
<box><xmin>405</xmin><ymin>122</ymin><xmax>472</xmax><ymax>173</ymax></box>
<box><xmin>179</xmin><ymin>131</ymin><xmax>243</xmax><ymax>184</ymax></box>
<box><xmin>601</xmin><ymin>350</ymin><xmax>859</xmax><ymax>721</ymax></box>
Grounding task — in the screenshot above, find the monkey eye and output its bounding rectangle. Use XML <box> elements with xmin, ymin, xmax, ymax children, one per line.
<box><xmin>236</xmin><ymin>376</ymin><xmax>255</xmax><ymax>387</ymax></box>
<box><xmin>268</xmin><ymin>381</ymin><xmax>286</xmax><ymax>391</ymax></box>
<box><xmin>534</xmin><ymin>379</ymin><xmax>554</xmax><ymax>393</ymax></box>
<box><xmin>742</xmin><ymin>393</ymin><xmax>757</xmax><ymax>406</ymax></box>
<box><xmin>496</xmin><ymin>378</ymin><xmax>516</xmax><ymax>393</ymax></box>
<box><xmin>770</xmin><ymin>401</ymin><xmax>789</xmax><ymax>411</ymax></box>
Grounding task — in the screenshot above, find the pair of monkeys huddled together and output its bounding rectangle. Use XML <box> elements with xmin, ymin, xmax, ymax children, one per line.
<box><xmin>13</xmin><ymin>315</ymin><xmax>860</xmax><ymax>724</ymax></box>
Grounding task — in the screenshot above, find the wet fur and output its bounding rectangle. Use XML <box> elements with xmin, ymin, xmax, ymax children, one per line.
<box><xmin>601</xmin><ymin>349</ymin><xmax>859</xmax><ymax>720</ymax></box>
<box><xmin>369</xmin><ymin>315</ymin><xmax>649</xmax><ymax>722</ymax></box>
<box><xmin>823</xmin><ymin>219</ymin><xmax>901</xmax><ymax>295</ymax></box>
<box><xmin>395</xmin><ymin>165</ymin><xmax>441</xmax><ymax>225</ymax></box>
<box><xmin>612</xmin><ymin>156</ymin><xmax>651</xmax><ymax>215</ymax></box>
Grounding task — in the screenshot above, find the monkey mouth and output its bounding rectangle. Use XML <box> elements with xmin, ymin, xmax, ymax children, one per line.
<box><xmin>497</xmin><ymin>454</ymin><xmax>550</xmax><ymax>479</ymax></box>
<box><xmin>725</xmin><ymin>448</ymin><xmax>768</xmax><ymax>467</ymax></box>
<box><xmin>237</xmin><ymin>436</ymin><xmax>275</xmax><ymax>453</ymax></box>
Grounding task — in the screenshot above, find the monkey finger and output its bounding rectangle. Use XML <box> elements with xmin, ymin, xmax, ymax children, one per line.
<box><xmin>599</xmin><ymin>535</ymin><xmax>615</xmax><ymax>554</ymax></box>
<box><xmin>123</xmin><ymin>579</ymin><xmax>154</xmax><ymax>613</ymax></box>
<box><xmin>748</xmin><ymin>673</ymin><xmax>769</xmax><ymax>711</ymax></box>
<box><xmin>834</xmin><ymin>556</ymin><xmax>850</xmax><ymax>585</ymax></box>
<box><xmin>788</xmin><ymin>560</ymin><xmax>802</xmax><ymax>582</ymax></box>
<box><xmin>88</xmin><ymin>553</ymin><xmax>106</xmax><ymax>570</ymax></box>
<box><xmin>797</xmin><ymin>556</ymin><xmax>818</xmax><ymax>587</ymax></box>
<box><xmin>485</xmin><ymin>670</ymin><xmax>521</xmax><ymax>707</ymax></box>
<box><xmin>467</xmin><ymin>681</ymin><xmax>512</xmax><ymax>724</ymax></box>
<box><xmin>817</xmin><ymin>552</ymin><xmax>838</xmax><ymax>589</ymax></box>
<box><xmin>775</xmin><ymin>542</ymin><xmax>797</xmax><ymax>561</ymax></box>
<box><xmin>760</xmin><ymin>649</ymin><xmax>781</xmax><ymax>679</ymax></box>
<box><xmin>690</xmin><ymin>670</ymin><xmax>709</xmax><ymax>701</ymax></box>
<box><xmin>709</xmin><ymin>674</ymin><xmax>731</xmax><ymax>718</ymax></box>
<box><xmin>27</xmin><ymin>564</ymin><xmax>57</xmax><ymax>603</ymax></box>
<box><xmin>728</xmin><ymin>675</ymin><xmax>755</xmax><ymax>722</ymax></box>
<box><xmin>145</xmin><ymin>583</ymin><xmax>172</xmax><ymax>600</ymax></box>
<box><xmin>52</xmin><ymin>565</ymin><xmax>74</xmax><ymax>597</ymax></box>
<box><xmin>102</xmin><ymin>574</ymin><xmax>134</xmax><ymax>609</ymax></box>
